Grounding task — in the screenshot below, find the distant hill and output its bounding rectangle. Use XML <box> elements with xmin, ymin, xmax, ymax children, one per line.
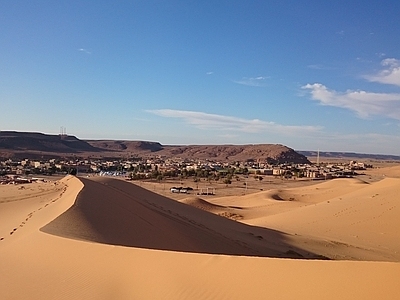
<box><xmin>298</xmin><ymin>150</ymin><xmax>400</xmax><ymax>161</ymax></box>
<box><xmin>87</xmin><ymin>140</ymin><xmax>164</xmax><ymax>152</ymax></box>
<box><xmin>0</xmin><ymin>131</ymin><xmax>309</xmax><ymax>163</ymax></box>
<box><xmin>86</xmin><ymin>140</ymin><xmax>310</xmax><ymax>164</ymax></box>
<box><xmin>0</xmin><ymin>131</ymin><xmax>98</xmax><ymax>154</ymax></box>
<box><xmin>2</xmin><ymin>131</ymin><xmax>398</xmax><ymax>163</ymax></box>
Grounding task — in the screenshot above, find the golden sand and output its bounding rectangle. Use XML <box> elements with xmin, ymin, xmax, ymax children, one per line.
<box><xmin>1</xmin><ymin>168</ymin><xmax>400</xmax><ymax>299</ymax></box>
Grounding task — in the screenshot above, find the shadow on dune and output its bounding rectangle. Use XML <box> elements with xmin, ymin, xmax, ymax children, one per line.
<box><xmin>41</xmin><ymin>177</ymin><xmax>328</xmax><ymax>259</ymax></box>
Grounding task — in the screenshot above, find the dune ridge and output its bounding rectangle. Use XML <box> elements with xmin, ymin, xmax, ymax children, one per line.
<box><xmin>180</xmin><ymin>176</ymin><xmax>400</xmax><ymax>261</ymax></box>
<box><xmin>0</xmin><ymin>175</ymin><xmax>82</xmax><ymax>242</ymax></box>
<box><xmin>41</xmin><ymin>177</ymin><xmax>324</xmax><ymax>258</ymax></box>
<box><xmin>256</xmin><ymin>177</ymin><xmax>400</xmax><ymax>261</ymax></box>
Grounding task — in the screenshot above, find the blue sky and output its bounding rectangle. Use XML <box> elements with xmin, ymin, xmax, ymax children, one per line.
<box><xmin>1</xmin><ymin>1</ymin><xmax>400</xmax><ymax>154</ymax></box>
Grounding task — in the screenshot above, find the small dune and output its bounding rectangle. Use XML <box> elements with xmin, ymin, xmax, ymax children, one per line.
<box><xmin>180</xmin><ymin>196</ymin><xmax>226</xmax><ymax>212</ymax></box>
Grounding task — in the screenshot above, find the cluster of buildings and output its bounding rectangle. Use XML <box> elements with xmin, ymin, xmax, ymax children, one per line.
<box><xmin>0</xmin><ymin>155</ymin><xmax>369</xmax><ymax>185</ymax></box>
<box><xmin>0</xmin><ymin>175</ymin><xmax>47</xmax><ymax>185</ymax></box>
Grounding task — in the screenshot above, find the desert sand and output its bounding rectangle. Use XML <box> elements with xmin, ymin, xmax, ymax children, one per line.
<box><xmin>0</xmin><ymin>167</ymin><xmax>400</xmax><ymax>299</ymax></box>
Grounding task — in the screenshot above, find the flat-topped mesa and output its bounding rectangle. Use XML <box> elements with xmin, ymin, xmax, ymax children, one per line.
<box><xmin>158</xmin><ymin>144</ymin><xmax>310</xmax><ymax>164</ymax></box>
<box><xmin>86</xmin><ymin>142</ymin><xmax>309</xmax><ymax>163</ymax></box>
<box><xmin>0</xmin><ymin>131</ymin><xmax>309</xmax><ymax>164</ymax></box>
<box><xmin>87</xmin><ymin>140</ymin><xmax>164</xmax><ymax>152</ymax></box>
<box><xmin>0</xmin><ymin>131</ymin><xmax>98</xmax><ymax>153</ymax></box>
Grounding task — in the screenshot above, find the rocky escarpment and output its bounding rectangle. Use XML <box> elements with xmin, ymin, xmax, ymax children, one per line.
<box><xmin>0</xmin><ymin>131</ymin><xmax>309</xmax><ymax>163</ymax></box>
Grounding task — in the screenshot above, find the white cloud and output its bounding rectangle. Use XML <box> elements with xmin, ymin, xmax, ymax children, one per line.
<box><xmin>307</xmin><ymin>64</ymin><xmax>336</xmax><ymax>70</ymax></box>
<box><xmin>233</xmin><ymin>76</ymin><xmax>269</xmax><ymax>87</ymax></box>
<box><xmin>308</xmin><ymin>64</ymin><xmax>325</xmax><ymax>70</ymax></box>
<box><xmin>302</xmin><ymin>83</ymin><xmax>400</xmax><ymax>120</ymax></box>
<box><xmin>78</xmin><ymin>48</ymin><xmax>91</xmax><ymax>54</ymax></box>
<box><xmin>147</xmin><ymin>109</ymin><xmax>321</xmax><ymax>135</ymax></box>
<box><xmin>365</xmin><ymin>58</ymin><xmax>400</xmax><ymax>86</ymax></box>
<box><xmin>336</xmin><ymin>30</ymin><xmax>344</xmax><ymax>36</ymax></box>
<box><xmin>206</xmin><ymin>71</ymin><xmax>214</xmax><ymax>75</ymax></box>
<box><xmin>217</xmin><ymin>133</ymin><xmax>239</xmax><ymax>139</ymax></box>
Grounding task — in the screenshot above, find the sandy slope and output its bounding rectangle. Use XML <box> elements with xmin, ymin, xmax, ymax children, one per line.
<box><xmin>258</xmin><ymin>177</ymin><xmax>400</xmax><ymax>260</ymax></box>
<box><xmin>201</xmin><ymin>178</ymin><xmax>368</xmax><ymax>220</ymax></box>
<box><xmin>366</xmin><ymin>165</ymin><xmax>400</xmax><ymax>178</ymax></box>
<box><xmin>41</xmin><ymin>177</ymin><xmax>320</xmax><ymax>258</ymax></box>
<box><xmin>0</xmin><ymin>176</ymin><xmax>81</xmax><ymax>242</ymax></box>
<box><xmin>192</xmin><ymin>177</ymin><xmax>400</xmax><ymax>261</ymax></box>
<box><xmin>0</xmin><ymin>174</ymin><xmax>399</xmax><ymax>299</ymax></box>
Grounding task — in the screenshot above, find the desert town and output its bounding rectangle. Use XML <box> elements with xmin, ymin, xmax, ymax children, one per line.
<box><xmin>1</xmin><ymin>153</ymin><xmax>400</xmax><ymax>300</ymax></box>
<box><xmin>0</xmin><ymin>155</ymin><xmax>369</xmax><ymax>186</ymax></box>
<box><xmin>2</xmin><ymin>136</ymin><xmax>399</xmax><ymax>300</ymax></box>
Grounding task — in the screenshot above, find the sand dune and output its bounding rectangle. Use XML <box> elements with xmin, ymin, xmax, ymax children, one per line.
<box><xmin>195</xmin><ymin>178</ymin><xmax>370</xmax><ymax>223</ymax></box>
<box><xmin>256</xmin><ymin>177</ymin><xmax>400</xmax><ymax>261</ymax></box>
<box><xmin>366</xmin><ymin>165</ymin><xmax>400</xmax><ymax>178</ymax></box>
<box><xmin>0</xmin><ymin>176</ymin><xmax>81</xmax><ymax>242</ymax></box>
<box><xmin>180</xmin><ymin>196</ymin><xmax>245</xmax><ymax>220</ymax></box>
<box><xmin>183</xmin><ymin>176</ymin><xmax>400</xmax><ymax>261</ymax></box>
<box><xmin>0</xmin><ymin>174</ymin><xmax>399</xmax><ymax>299</ymax></box>
<box><xmin>180</xmin><ymin>196</ymin><xmax>226</xmax><ymax>212</ymax></box>
<box><xmin>41</xmin><ymin>176</ymin><xmax>321</xmax><ymax>258</ymax></box>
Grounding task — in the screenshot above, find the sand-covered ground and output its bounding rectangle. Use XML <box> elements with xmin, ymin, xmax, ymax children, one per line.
<box><xmin>1</xmin><ymin>166</ymin><xmax>400</xmax><ymax>299</ymax></box>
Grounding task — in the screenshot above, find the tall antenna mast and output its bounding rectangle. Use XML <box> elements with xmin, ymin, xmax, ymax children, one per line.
<box><xmin>317</xmin><ymin>149</ymin><xmax>320</xmax><ymax>166</ymax></box>
<box><xmin>60</xmin><ymin>126</ymin><xmax>67</xmax><ymax>139</ymax></box>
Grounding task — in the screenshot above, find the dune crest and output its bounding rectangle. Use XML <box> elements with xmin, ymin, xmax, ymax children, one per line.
<box><xmin>41</xmin><ymin>177</ymin><xmax>325</xmax><ymax>258</ymax></box>
<box><xmin>0</xmin><ymin>175</ymin><xmax>82</xmax><ymax>242</ymax></box>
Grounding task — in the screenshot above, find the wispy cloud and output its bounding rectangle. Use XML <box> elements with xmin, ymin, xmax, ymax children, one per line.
<box><xmin>307</xmin><ymin>64</ymin><xmax>325</xmax><ymax>70</ymax></box>
<box><xmin>307</xmin><ymin>64</ymin><xmax>335</xmax><ymax>70</ymax></box>
<box><xmin>217</xmin><ymin>133</ymin><xmax>239</xmax><ymax>139</ymax></box>
<box><xmin>302</xmin><ymin>83</ymin><xmax>400</xmax><ymax>120</ymax></box>
<box><xmin>206</xmin><ymin>71</ymin><xmax>214</xmax><ymax>75</ymax></box>
<box><xmin>365</xmin><ymin>58</ymin><xmax>400</xmax><ymax>87</ymax></box>
<box><xmin>356</xmin><ymin>57</ymin><xmax>372</xmax><ymax>63</ymax></box>
<box><xmin>147</xmin><ymin>109</ymin><xmax>321</xmax><ymax>135</ymax></box>
<box><xmin>233</xmin><ymin>76</ymin><xmax>269</xmax><ymax>87</ymax></box>
<box><xmin>78</xmin><ymin>48</ymin><xmax>91</xmax><ymax>54</ymax></box>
